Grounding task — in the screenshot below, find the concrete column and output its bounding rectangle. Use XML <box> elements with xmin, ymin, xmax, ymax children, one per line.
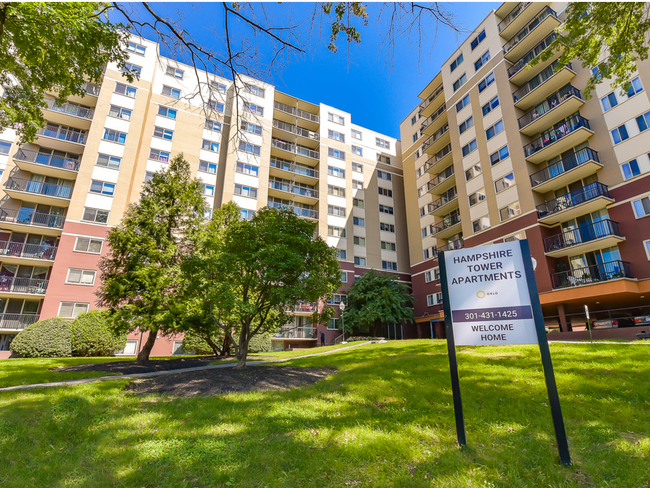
<box><xmin>557</xmin><ymin>303</ymin><xmax>572</xmax><ymax>332</ymax></box>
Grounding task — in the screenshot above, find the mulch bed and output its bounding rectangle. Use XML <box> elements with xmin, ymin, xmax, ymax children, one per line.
<box><xmin>52</xmin><ymin>356</ymin><xmax>223</xmax><ymax>375</ymax></box>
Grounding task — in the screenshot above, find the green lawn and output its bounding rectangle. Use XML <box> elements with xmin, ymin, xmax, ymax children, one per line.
<box><xmin>0</xmin><ymin>340</ymin><xmax>648</xmax><ymax>487</ymax></box>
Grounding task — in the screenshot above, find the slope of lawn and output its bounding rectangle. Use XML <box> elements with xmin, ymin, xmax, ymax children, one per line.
<box><xmin>0</xmin><ymin>340</ymin><xmax>648</xmax><ymax>487</ymax></box>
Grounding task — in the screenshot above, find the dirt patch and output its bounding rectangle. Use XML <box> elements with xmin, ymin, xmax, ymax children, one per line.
<box><xmin>52</xmin><ymin>356</ymin><xmax>226</xmax><ymax>375</ymax></box>
<box><xmin>125</xmin><ymin>366</ymin><xmax>336</xmax><ymax>397</ymax></box>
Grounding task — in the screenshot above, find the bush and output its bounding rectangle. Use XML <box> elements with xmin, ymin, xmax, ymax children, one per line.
<box><xmin>181</xmin><ymin>330</ymin><xmax>223</xmax><ymax>356</ymax></box>
<box><xmin>248</xmin><ymin>332</ymin><xmax>272</xmax><ymax>353</ymax></box>
<box><xmin>10</xmin><ymin>318</ymin><xmax>72</xmax><ymax>358</ymax></box>
<box><xmin>70</xmin><ymin>310</ymin><xmax>127</xmax><ymax>357</ymax></box>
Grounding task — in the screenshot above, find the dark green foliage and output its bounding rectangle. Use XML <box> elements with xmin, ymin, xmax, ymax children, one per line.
<box><xmin>342</xmin><ymin>269</ymin><xmax>414</xmax><ymax>332</ymax></box>
<box><xmin>248</xmin><ymin>332</ymin><xmax>272</xmax><ymax>353</ymax></box>
<box><xmin>70</xmin><ymin>310</ymin><xmax>127</xmax><ymax>357</ymax></box>
<box><xmin>9</xmin><ymin>318</ymin><xmax>72</xmax><ymax>358</ymax></box>
<box><xmin>181</xmin><ymin>330</ymin><xmax>223</xmax><ymax>356</ymax></box>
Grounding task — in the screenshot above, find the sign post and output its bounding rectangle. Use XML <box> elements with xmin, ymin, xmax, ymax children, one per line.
<box><xmin>439</xmin><ymin>239</ymin><xmax>571</xmax><ymax>466</ymax></box>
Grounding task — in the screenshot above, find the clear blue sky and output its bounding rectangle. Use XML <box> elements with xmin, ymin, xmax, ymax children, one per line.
<box><xmin>114</xmin><ymin>2</ymin><xmax>499</xmax><ymax>139</ymax></box>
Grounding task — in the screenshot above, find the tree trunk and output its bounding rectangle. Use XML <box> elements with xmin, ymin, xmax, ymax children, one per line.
<box><xmin>204</xmin><ymin>335</ymin><xmax>222</xmax><ymax>356</ymax></box>
<box><xmin>137</xmin><ymin>329</ymin><xmax>157</xmax><ymax>362</ymax></box>
<box><xmin>235</xmin><ymin>339</ymin><xmax>248</xmax><ymax>368</ymax></box>
<box><xmin>220</xmin><ymin>332</ymin><xmax>231</xmax><ymax>356</ymax></box>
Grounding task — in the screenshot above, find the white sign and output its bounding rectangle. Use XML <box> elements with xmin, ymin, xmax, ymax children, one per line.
<box><xmin>443</xmin><ymin>241</ymin><xmax>538</xmax><ymax>346</ymax></box>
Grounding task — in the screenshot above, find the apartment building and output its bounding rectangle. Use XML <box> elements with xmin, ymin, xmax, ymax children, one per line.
<box><xmin>0</xmin><ymin>36</ymin><xmax>408</xmax><ymax>356</ymax></box>
<box><xmin>401</xmin><ymin>2</ymin><xmax>650</xmax><ymax>337</ymax></box>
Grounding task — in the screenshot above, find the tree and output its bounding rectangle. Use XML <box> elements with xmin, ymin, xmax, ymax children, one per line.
<box><xmin>0</xmin><ymin>2</ymin><xmax>134</xmax><ymax>142</ymax></box>
<box><xmin>96</xmin><ymin>154</ymin><xmax>206</xmax><ymax>362</ymax></box>
<box><xmin>534</xmin><ymin>2</ymin><xmax>650</xmax><ymax>98</ymax></box>
<box><xmin>184</xmin><ymin>202</ymin><xmax>341</xmax><ymax>368</ymax></box>
<box><xmin>341</xmin><ymin>269</ymin><xmax>414</xmax><ymax>335</ymax></box>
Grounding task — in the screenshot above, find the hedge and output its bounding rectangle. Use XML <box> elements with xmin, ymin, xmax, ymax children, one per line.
<box><xmin>70</xmin><ymin>310</ymin><xmax>127</xmax><ymax>357</ymax></box>
<box><xmin>10</xmin><ymin>318</ymin><xmax>72</xmax><ymax>358</ymax></box>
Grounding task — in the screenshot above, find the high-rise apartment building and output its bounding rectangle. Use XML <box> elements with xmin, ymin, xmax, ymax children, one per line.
<box><xmin>402</xmin><ymin>2</ymin><xmax>650</xmax><ymax>336</ymax></box>
<box><xmin>0</xmin><ymin>36</ymin><xmax>409</xmax><ymax>355</ymax></box>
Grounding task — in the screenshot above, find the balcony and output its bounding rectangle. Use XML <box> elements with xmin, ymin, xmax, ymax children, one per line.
<box><xmin>422</xmin><ymin>123</ymin><xmax>449</xmax><ymax>155</ymax></box>
<box><xmin>424</xmin><ymin>143</ymin><xmax>453</xmax><ymax>175</ymax></box>
<box><xmin>524</xmin><ymin>114</ymin><xmax>593</xmax><ymax>164</ymax></box>
<box><xmin>503</xmin><ymin>6</ymin><xmax>561</xmax><ymax>62</ymax></box>
<box><xmin>272</xmin><ymin>119</ymin><xmax>319</xmax><ymax>148</ymax></box>
<box><xmin>432</xmin><ymin>213</ymin><xmax>462</xmax><ymax>239</ymax></box>
<box><xmin>537</xmin><ymin>182</ymin><xmax>613</xmax><ymax>225</ymax></box>
<box><xmin>551</xmin><ymin>260</ymin><xmax>632</xmax><ymax>289</ymax></box>
<box><xmin>56</xmin><ymin>82</ymin><xmax>101</xmax><ymax>106</ymax></box>
<box><xmin>435</xmin><ymin>237</ymin><xmax>465</xmax><ymax>259</ymax></box>
<box><xmin>422</xmin><ymin>102</ymin><xmax>448</xmax><ymax>136</ymax></box>
<box><xmin>35</xmin><ymin>123</ymin><xmax>86</xmax><ymax>152</ymax></box>
<box><xmin>269</xmin><ymin>156</ymin><xmax>319</xmax><ymax>184</ymax></box>
<box><xmin>498</xmin><ymin>2</ymin><xmax>536</xmax><ymax>39</ymax></box>
<box><xmin>0</xmin><ymin>277</ymin><xmax>49</xmax><ymax>297</ymax></box>
<box><xmin>530</xmin><ymin>147</ymin><xmax>603</xmax><ymax>193</ymax></box>
<box><xmin>0</xmin><ymin>313</ymin><xmax>40</xmax><ymax>331</ymax></box>
<box><xmin>513</xmin><ymin>63</ymin><xmax>576</xmax><ymax>110</ymax></box>
<box><xmin>287</xmin><ymin>302</ymin><xmax>318</xmax><ymax>314</ymax></box>
<box><xmin>429</xmin><ymin>188</ymin><xmax>459</xmax><ymax>217</ymax></box>
<box><xmin>544</xmin><ymin>220</ymin><xmax>625</xmax><ymax>258</ymax></box>
<box><xmin>518</xmin><ymin>84</ymin><xmax>584</xmax><ymax>136</ymax></box>
<box><xmin>419</xmin><ymin>84</ymin><xmax>445</xmax><ymax>118</ymax></box>
<box><xmin>0</xmin><ymin>240</ymin><xmax>58</xmax><ymax>265</ymax></box>
<box><xmin>508</xmin><ymin>32</ymin><xmax>561</xmax><ymax>85</ymax></box>
<box><xmin>273</xmin><ymin>327</ymin><xmax>317</xmax><ymax>340</ymax></box>
<box><xmin>0</xmin><ymin>208</ymin><xmax>65</xmax><ymax>235</ymax></box>
<box><xmin>271</xmin><ymin>138</ymin><xmax>319</xmax><ymax>164</ymax></box>
<box><xmin>427</xmin><ymin>165</ymin><xmax>455</xmax><ymax>195</ymax></box>
<box><xmin>43</xmin><ymin>97</ymin><xmax>94</xmax><ymax>129</ymax></box>
<box><xmin>4</xmin><ymin>177</ymin><xmax>73</xmax><ymax>207</ymax></box>
<box><xmin>273</xmin><ymin>101</ymin><xmax>319</xmax><ymax>128</ymax></box>
<box><xmin>13</xmin><ymin>147</ymin><xmax>80</xmax><ymax>179</ymax></box>
<box><xmin>268</xmin><ymin>178</ymin><xmax>318</xmax><ymax>204</ymax></box>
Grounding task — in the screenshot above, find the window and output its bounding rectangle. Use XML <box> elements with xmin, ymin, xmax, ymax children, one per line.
<box><xmin>157</xmin><ymin>106</ymin><xmax>177</xmax><ymax>119</ymax></box>
<box><xmin>459</xmin><ymin>116</ymin><xmax>474</xmax><ymax>134</ymax></box>
<box><xmin>470</xmin><ymin>29</ymin><xmax>486</xmax><ymax>50</ymax></box>
<box><xmin>468</xmin><ymin>189</ymin><xmax>486</xmax><ymax>206</ymax></box>
<box><xmin>74</xmin><ymin>237</ymin><xmax>103</xmax><ymax>254</ymax></box>
<box><xmin>328</xmin><ymin>148</ymin><xmax>345</xmax><ymax>160</ymax></box>
<box><xmin>328</xmin><ymin>166</ymin><xmax>345</xmax><ymax>178</ymax></box>
<box><xmin>237</xmin><ymin>141</ymin><xmax>260</xmax><ymax>155</ymax></box>
<box><xmin>328</xmin><ymin>226</ymin><xmax>346</xmax><ymax>237</ymax></box>
<box><xmin>212</xmin><ymin>81</ymin><xmax>227</xmax><ymax>93</ymax></box>
<box><xmin>103</xmin><ymin>129</ymin><xmax>126</xmax><ymax>144</ymax></box>
<box><xmin>472</xmin><ymin>216</ymin><xmax>490</xmax><ymax>232</ymax></box>
<box><xmin>202</xmin><ymin>184</ymin><xmax>215</xmax><ymax>196</ymax></box>
<box><xmin>382</xmin><ymin>261</ymin><xmax>398</xmax><ymax>271</ymax></box>
<box><xmin>490</xmin><ymin>145</ymin><xmax>509</xmax><ymax>165</ymax></box>
<box><xmin>633</xmin><ymin>195</ymin><xmax>650</xmax><ymax>218</ymax></box>
<box><xmin>341</xmin><ymin>272</ymin><xmax>348</xmax><ymax>283</ymax></box>
<box><xmin>328</xmin><ymin>130</ymin><xmax>345</xmax><ymax>142</ymax></box>
<box><xmin>205</xmin><ymin>120</ymin><xmax>222</xmax><ymax>131</ymax></box>
<box><xmin>245</xmin><ymin>84</ymin><xmax>265</xmax><ymax>98</ymax></box>
<box><xmin>82</xmin><ymin>207</ymin><xmax>109</xmax><ymax>224</ymax></box>
<box><xmin>465</xmin><ymin>164</ymin><xmax>482</xmax><ymax>181</ymax></box>
<box><xmin>379</xmin><ymin>204</ymin><xmax>394</xmax><ymax>215</ymax></box>
<box><xmin>376</xmin><ymin>138</ymin><xmax>390</xmax><ymax>149</ymax></box>
<box><xmin>645</xmin><ymin>240</ymin><xmax>650</xmax><ymax>260</ymax></box>
<box><xmin>352</xmin><ymin>146</ymin><xmax>363</xmax><ymax>156</ymax></box>
<box><xmin>234</xmin><ymin>184</ymin><xmax>257</xmax><ymax>198</ymax></box>
<box><xmin>422</xmin><ymin>226</ymin><xmax>432</xmax><ymax>238</ymax></box>
<box><xmin>427</xmin><ymin>293</ymin><xmax>443</xmax><ymax>307</ymax></box>
<box><xmin>208</xmin><ymin>101</ymin><xmax>225</xmax><ymax>113</ymax></box>
<box><xmin>352</xmin><ymin>129</ymin><xmax>362</xmax><ymax>139</ymax></box>
<box><xmin>153</xmin><ymin>126</ymin><xmax>174</xmax><ymax>140</ymax></box>
<box><xmin>328</xmin><ymin>205</ymin><xmax>346</xmax><ymax>217</ymax></box>
<box><xmin>328</xmin><ymin>113</ymin><xmax>345</xmax><ymax>124</ymax></box>
<box><xmin>486</xmin><ymin>119</ymin><xmax>504</xmax><ymax>140</ymax></box>
<box><xmin>450</xmin><ymin>53</ymin><xmax>463</xmax><ymax>72</ymax></box>
<box><xmin>453</xmin><ymin>73</ymin><xmax>467</xmax><ymax>92</ymax></box>
<box><xmin>380</xmin><ymin>223</ymin><xmax>395</xmax><ymax>232</ymax></box>
<box><xmin>200</xmin><ymin>161</ymin><xmax>218</xmax><ymax>174</ymax></box>
<box><xmin>240</xmin><ymin>121</ymin><xmax>262</xmax><ymax>135</ymax></box>
<box><xmin>377</xmin><ymin>154</ymin><xmax>391</xmax><ymax>165</ymax></box>
<box><xmin>462</xmin><ymin>139</ymin><xmax>477</xmax><ymax>157</ymax></box>
<box><xmin>328</xmin><ymin>294</ymin><xmax>346</xmax><ymax>305</ymax></box>
<box><xmin>162</xmin><ymin>85</ymin><xmax>181</xmax><ymax>99</ymax></box>
<box><xmin>0</xmin><ymin>140</ymin><xmax>10</xmax><ymax>154</ymax></box>
<box><xmin>66</xmin><ymin>268</ymin><xmax>96</xmax><ymax>285</ymax></box>
<box><xmin>328</xmin><ymin>185</ymin><xmax>346</xmax><ymax>197</ymax></box>
<box><xmin>90</xmin><ymin>180</ymin><xmax>115</xmax><ymax>196</ymax></box>
<box><xmin>121</xmin><ymin>62</ymin><xmax>142</xmax><ymax>76</ymax></box>
<box><xmin>378</xmin><ymin>187</ymin><xmax>393</xmax><ymax>197</ymax></box>
<box><xmin>482</xmin><ymin>96</ymin><xmax>500</xmax><ymax>116</ymax></box>
<box><xmin>352</xmin><ymin>162</ymin><xmax>363</xmax><ymax>173</ymax></box>
<box><xmin>328</xmin><ymin>318</ymin><xmax>339</xmax><ymax>330</ymax></box>
<box><xmin>354</xmin><ymin>236</ymin><xmax>366</xmax><ymax>246</ymax></box>
<box><xmin>377</xmin><ymin>170</ymin><xmax>392</xmax><ymax>181</ymax></box>
<box><xmin>621</xmin><ymin>158</ymin><xmax>641</xmax><ymax>180</ymax></box>
<box><xmin>240</xmin><ymin>209</ymin><xmax>256</xmax><ymax>221</ymax></box>
<box><xmin>499</xmin><ymin>202</ymin><xmax>521</xmax><ymax>221</ymax></box>
<box><xmin>354</xmin><ymin>257</ymin><xmax>367</xmax><ymax>266</ymax></box>
<box><xmin>504</xmin><ymin>232</ymin><xmax>526</xmax><ymax>242</ymax></box>
<box><xmin>204</xmin><ymin>140</ymin><xmax>220</xmax><ymax>152</ymax></box>
<box><xmin>115</xmin><ymin>82</ymin><xmax>136</xmax><ymax>98</ymax></box>
<box><xmin>166</xmin><ymin>66</ymin><xmax>184</xmax><ymax>79</ymax></box>
<box><xmin>601</xmin><ymin>92</ymin><xmax>618</xmax><ymax>112</ymax></box>
<box><xmin>353</xmin><ymin>217</ymin><xmax>365</xmax><ymax>227</ymax></box>
<box><xmin>353</xmin><ymin>198</ymin><xmax>364</xmax><ymax>208</ymax></box>
<box><xmin>127</xmin><ymin>42</ymin><xmax>146</xmax><ymax>55</ymax></box>
<box><xmin>108</xmin><ymin>105</ymin><xmax>132</xmax><ymax>120</ymax></box>
<box><xmin>96</xmin><ymin>154</ymin><xmax>121</xmax><ymax>170</ymax></box>
<box><xmin>336</xmin><ymin>249</ymin><xmax>347</xmax><ymax>259</ymax></box>
<box><xmin>149</xmin><ymin>149</ymin><xmax>170</xmax><ymax>162</ymax></box>
<box><xmin>411</xmin><ymin>116</ymin><xmax>417</xmax><ymax>125</ymax></box>
<box><xmin>413</xmin><ymin>133</ymin><xmax>418</xmax><ymax>143</ymax></box>
<box><xmin>144</xmin><ymin>172</ymin><xmax>154</xmax><ymax>184</ymax></box>
<box><xmin>244</xmin><ymin>103</ymin><xmax>264</xmax><ymax>116</ymax></box>
<box><xmin>381</xmin><ymin>241</ymin><xmax>396</xmax><ymax>251</ymax></box>
<box><xmin>235</xmin><ymin>162</ymin><xmax>258</xmax><ymax>176</ymax></box>
<box><xmin>628</xmin><ymin>77</ymin><xmax>644</xmax><ymax>97</ymax></box>
<box><xmin>635</xmin><ymin>111</ymin><xmax>650</xmax><ymax>132</ymax></box>
<box><xmin>474</xmin><ymin>50</ymin><xmax>490</xmax><ymax>71</ymax></box>
<box><xmin>425</xmin><ymin>268</ymin><xmax>440</xmax><ymax>283</ymax></box>
<box><xmin>495</xmin><ymin>172</ymin><xmax>515</xmax><ymax>193</ymax></box>
<box><xmin>478</xmin><ymin>72</ymin><xmax>495</xmax><ymax>93</ymax></box>
<box><xmin>611</xmin><ymin>124</ymin><xmax>629</xmax><ymax>144</ymax></box>
<box><xmin>352</xmin><ymin>180</ymin><xmax>364</xmax><ymax>190</ymax></box>
<box><xmin>58</xmin><ymin>302</ymin><xmax>89</xmax><ymax>319</ymax></box>
<box><xmin>456</xmin><ymin>94</ymin><xmax>470</xmax><ymax>113</ymax></box>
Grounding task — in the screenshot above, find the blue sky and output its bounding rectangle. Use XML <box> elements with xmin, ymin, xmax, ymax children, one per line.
<box><xmin>114</xmin><ymin>2</ymin><xmax>499</xmax><ymax>139</ymax></box>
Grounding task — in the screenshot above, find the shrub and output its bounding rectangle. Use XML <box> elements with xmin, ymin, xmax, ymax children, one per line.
<box><xmin>10</xmin><ymin>318</ymin><xmax>72</xmax><ymax>358</ymax></box>
<box><xmin>248</xmin><ymin>332</ymin><xmax>272</xmax><ymax>353</ymax></box>
<box><xmin>181</xmin><ymin>330</ymin><xmax>223</xmax><ymax>356</ymax></box>
<box><xmin>70</xmin><ymin>310</ymin><xmax>127</xmax><ymax>357</ymax></box>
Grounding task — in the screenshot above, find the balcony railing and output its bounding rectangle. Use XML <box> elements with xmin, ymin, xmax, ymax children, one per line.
<box><xmin>0</xmin><ymin>277</ymin><xmax>49</xmax><ymax>295</ymax></box>
<box><xmin>434</xmin><ymin>238</ymin><xmax>465</xmax><ymax>258</ymax></box>
<box><xmin>422</xmin><ymin>123</ymin><xmax>449</xmax><ymax>151</ymax></box>
<box><xmin>419</xmin><ymin>84</ymin><xmax>444</xmax><ymax>112</ymax></box>
<box><xmin>287</xmin><ymin>302</ymin><xmax>318</xmax><ymax>313</ymax></box>
<box><xmin>270</xmin><ymin>156</ymin><xmax>318</xmax><ymax>178</ymax></box>
<box><xmin>36</xmin><ymin>124</ymin><xmax>86</xmax><ymax>145</ymax></box>
<box><xmin>273</xmin><ymin>102</ymin><xmax>319</xmax><ymax>123</ymax></box>
<box><xmin>430</xmin><ymin>187</ymin><xmax>458</xmax><ymax>212</ymax></box>
<box><xmin>503</xmin><ymin>6</ymin><xmax>558</xmax><ymax>55</ymax></box>
<box><xmin>427</xmin><ymin>165</ymin><xmax>454</xmax><ymax>191</ymax></box>
<box><xmin>275</xmin><ymin>327</ymin><xmax>317</xmax><ymax>339</ymax></box>
<box><xmin>421</xmin><ymin>102</ymin><xmax>447</xmax><ymax>129</ymax></box>
<box><xmin>0</xmin><ymin>313</ymin><xmax>40</xmax><ymax>330</ymax></box>
<box><xmin>14</xmin><ymin>147</ymin><xmax>81</xmax><ymax>172</ymax></box>
<box><xmin>83</xmin><ymin>82</ymin><xmax>101</xmax><ymax>96</ymax></box>
<box><xmin>518</xmin><ymin>84</ymin><xmax>582</xmax><ymax>129</ymax></box>
<box><xmin>0</xmin><ymin>241</ymin><xmax>58</xmax><ymax>261</ymax></box>
<box><xmin>530</xmin><ymin>147</ymin><xmax>600</xmax><ymax>188</ymax></box>
<box><xmin>508</xmin><ymin>32</ymin><xmax>559</xmax><ymax>78</ymax></box>
<box><xmin>544</xmin><ymin>220</ymin><xmax>622</xmax><ymax>253</ymax></box>
<box><xmin>271</xmin><ymin>139</ymin><xmax>319</xmax><ymax>159</ymax></box>
<box><xmin>498</xmin><ymin>2</ymin><xmax>532</xmax><ymax>32</ymax></box>
<box><xmin>272</xmin><ymin>119</ymin><xmax>319</xmax><ymax>141</ymax></box>
<box><xmin>432</xmin><ymin>213</ymin><xmax>461</xmax><ymax>235</ymax></box>
<box><xmin>537</xmin><ymin>182</ymin><xmax>610</xmax><ymax>218</ymax></box>
<box><xmin>44</xmin><ymin>97</ymin><xmax>94</xmax><ymax>120</ymax></box>
<box><xmin>524</xmin><ymin>114</ymin><xmax>590</xmax><ymax>158</ymax></box>
<box><xmin>0</xmin><ymin>208</ymin><xmax>65</xmax><ymax>229</ymax></box>
<box><xmin>551</xmin><ymin>260</ymin><xmax>632</xmax><ymax>289</ymax></box>
<box><xmin>268</xmin><ymin>178</ymin><xmax>318</xmax><ymax>199</ymax></box>
<box><xmin>5</xmin><ymin>177</ymin><xmax>73</xmax><ymax>199</ymax></box>
<box><xmin>513</xmin><ymin>61</ymin><xmax>570</xmax><ymax>101</ymax></box>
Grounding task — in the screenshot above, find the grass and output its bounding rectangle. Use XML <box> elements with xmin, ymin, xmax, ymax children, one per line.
<box><xmin>0</xmin><ymin>340</ymin><xmax>648</xmax><ymax>487</ymax></box>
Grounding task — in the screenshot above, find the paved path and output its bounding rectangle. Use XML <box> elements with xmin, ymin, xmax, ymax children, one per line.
<box><xmin>0</xmin><ymin>342</ymin><xmax>373</xmax><ymax>392</ymax></box>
